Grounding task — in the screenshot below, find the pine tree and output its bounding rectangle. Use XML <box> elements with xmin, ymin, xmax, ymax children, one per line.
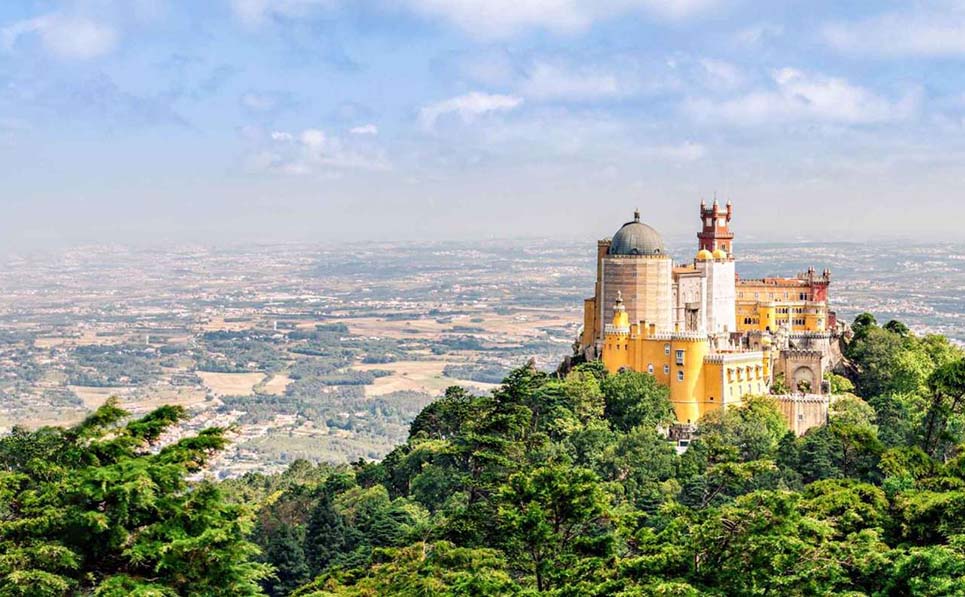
<box><xmin>0</xmin><ymin>399</ymin><xmax>270</xmax><ymax>595</ymax></box>
<box><xmin>303</xmin><ymin>489</ymin><xmax>346</xmax><ymax>575</ymax></box>
<box><xmin>263</xmin><ymin>525</ymin><xmax>310</xmax><ymax>596</ymax></box>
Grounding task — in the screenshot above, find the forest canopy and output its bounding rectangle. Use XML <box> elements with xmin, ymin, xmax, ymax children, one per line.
<box><xmin>1</xmin><ymin>314</ymin><xmax>964</xmax><ymax>596</ymax></box>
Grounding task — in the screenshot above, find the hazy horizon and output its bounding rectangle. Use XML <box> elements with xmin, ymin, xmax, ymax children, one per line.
<box><xmin>4</xmin><ymin>233</ymin><xmax>964</xmax><ymax>265</ymax></box>
<box><xmin>3</xmin><ymin>1</ymin><xmax>965</xmax><ymax>250</ymax></box>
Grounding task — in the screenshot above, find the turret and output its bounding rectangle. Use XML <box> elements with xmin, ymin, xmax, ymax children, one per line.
<box><xmin>602</xmin><ymin>292</ymin><xmax>632</xmax><ymax>373</ymax></box>
<box><xmin>697</xmin><ymin>199</ymin><xmax>735</xmax><ymax>256</ymax></box>
<box><xmin>612</xmin><ymin>291</ymin><xmax>629</xmax><ymax>328</ymax></box>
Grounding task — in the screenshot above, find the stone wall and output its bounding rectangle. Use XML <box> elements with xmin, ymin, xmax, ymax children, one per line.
<box><xmin>601</xmin><ymin>255</ymin><xmax>672</xmax><ymax>342</ymax></box>
<box><xmin>775</xmin><ymin>349</ymin><xmax>825</xmax><ymax>394</ymax></box>
<box><xmin>771</xmin><ymin>393</ymin><xmax>829</xmax><ymax>436</ymax></box>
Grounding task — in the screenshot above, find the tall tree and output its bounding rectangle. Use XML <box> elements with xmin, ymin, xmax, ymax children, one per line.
<box><xmin>0</xmin><ymin>399</ymin><xmax>269</xmax><ymax>595</ymax></box>
<box><xmin>601</xmin><ymin>370</ymin><xmax>674</xmax><ymax>432</ymax></box>
<box><xmin>921</xmin><ymin>359</ymin><xmax>965</xmax><ymax>460</ymax></box>
<box><xmin>303</xmin><ymin>486</ymin><xmax>348</xmax><ymax>575</ymax></box>
<box><xmin>496</xmin><ymin>465</ymin><xmax>613</xmax><ymax>592</ymax></box>
<box><xmin>263</xmin><ymin>525</ymin><xmax>311</xmax><ymax>596</ymax></box>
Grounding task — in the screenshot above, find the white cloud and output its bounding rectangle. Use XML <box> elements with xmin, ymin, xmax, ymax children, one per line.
<box><xmin>350</xmin><ymin>124</ymin><xmax>379</xmax><ymax>135</ymax></box>
<box><xmin>241</xmin><ymin>92</ymin><xmax>278</xmax><ymax>111</ymax></box>
<box><xmin>645</xmin><ymin>141</ymin><xmax>706</xmax><ymax>161</ymax></box>
<box><xmin>231</xmin><ymin>0</ymin><xmax>337</xmax><ymax>26</ymax></box>
<box><xmin>824</xmin><ymin>10</ymin><xmax>965</xmax><ymax>57</ymax></box>
<box><xmin>736</xmin><ymin>22</ymin><xmax>783</xmax><ymax>46</ymax></box>
<box><xmin>698</xmin><ymin>58</ymin><xmax>743</xmax><ymax>89</ymax></box>
<box><xmin>685</xmin><ymin>68</ymin><xmax>918</xmax><ymax>126</ymax></box>
<box><xmin>404</xmin><ymin>0</ymin><xmax>729</xmax><ymax>37</ymax></box>
<box><xmin>257</xmin><ymin>127</ymin><xmax>389</xmax><ymax>174</ymax></box>
<box><xmin>419</xmin><ymin>92</ymin><xmax>523</xmax><ymax>128</ymax></box>
<box><xmin>230</xmin><ymin>0</ymin><xmax>728</xmax><ymax>35</ymax></box>
<box><xmin>1</xmin><ymin>13</ymin><xmax>117</xmax><ymax>59</ymax></box>
<box><xmin>461</xmin><ymin>51</ymin><xmax>517</xmax><ymax>87</ymax></box>
<box><xmin>0</xmin><ymin>117</ymin><xmax>28</xmax><ymax>146</ymax></box>
<box><xmin>518</xmin><ymin>62</ymin><xmax>622</xmax><ymax>101</ymax></box>
<box><xmin>240</xmin><ymin>91</ymin><xmax>296</xmax><ymax>116</ymax></box>
<box><xmin>407</xmin><ymin>103</ymin><xmax>707</xmax><ymax>179</ymax></box>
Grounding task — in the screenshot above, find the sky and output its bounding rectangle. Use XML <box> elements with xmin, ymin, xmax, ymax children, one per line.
<box><xmin>2</xmin><ymin>0</ymin><xmax>965</xmax><ymax>251</ymax></box>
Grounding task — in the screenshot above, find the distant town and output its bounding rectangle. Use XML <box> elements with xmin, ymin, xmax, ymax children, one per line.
<box><xmin>0</xmin><ymin>237</ymin><xmax>961</xmax><ymax>477</ymax></box>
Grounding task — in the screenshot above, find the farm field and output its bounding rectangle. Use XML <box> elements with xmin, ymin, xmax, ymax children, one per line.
<box><xmin>354</xmin><ymin>360</ymin><xmax>498</xmax><ymax>397</ymax></box>
<box><xmin>198</xmin><ymin>372</ymin><xmax>266</xmax><ymax>397</ymax></box>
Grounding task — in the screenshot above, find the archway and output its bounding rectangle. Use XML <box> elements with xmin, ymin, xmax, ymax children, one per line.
<box><xmin>792</xmin><ymin>365</ymin><xmax>816</xmax><ymax>393</ymax></box>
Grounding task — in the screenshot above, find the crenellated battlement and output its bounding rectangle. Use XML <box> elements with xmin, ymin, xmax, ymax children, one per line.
<box><xmin>704</xmin><ymin>351</ymin><xmax>764</xmax><ymax>364</ymax></box>
<box><xmin>787</xmin><ymin>331</ymin><xmax>832</xmax><ymax>340</ymax></box>
<box><xmin>646</xmin><ymin>331</ymin><xmax>706</xmax><ymax>342</ymax></box>
<box><xmin>772</xmin><ymin>393</ymin><xmax>828</xmax><ymax>403</ymax></box>
<box><xmin>781</xmin><ymin>349</ymin><xmax>824</xmax><ymax>359</ymax></box>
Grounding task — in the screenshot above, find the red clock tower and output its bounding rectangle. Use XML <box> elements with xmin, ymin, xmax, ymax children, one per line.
<box><xmin>697</xmin><ymin>199</ymin><xmax>734</xmax><ymax>255</ymax></box>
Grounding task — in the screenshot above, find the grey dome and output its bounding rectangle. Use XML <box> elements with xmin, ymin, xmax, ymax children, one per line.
<box><xmin>608</xmin><ymin>210</ymin><xmax>665</xmax><ymax>256</ymax></box>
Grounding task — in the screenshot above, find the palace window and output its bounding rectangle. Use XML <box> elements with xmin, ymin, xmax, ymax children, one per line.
<box><xmin>664</xmin><ymin>343</ymin><xmax>671</xmax><ymax>355</ymax></box>
<box><xmin>677</xmin><ymin>370</ymin><xmax>684</xmax><ymax>381</ymax></box>
<box><xmin>663</xmin><ymin>364</ymin><xmax>670</xmax><ymax>374</ymax></box>
<box><xmin>647</xmin><ymin>364</ymin><xmax>654</xmax><ymax>374</ymax></box>
<box><xmin>675</xmin><ymin>350</ymin><xmax>685</xmax><ymax>365</ymax></box>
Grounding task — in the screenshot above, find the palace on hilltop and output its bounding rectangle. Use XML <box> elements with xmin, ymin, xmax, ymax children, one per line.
<box><xmin>575</xmin><ymin>200</ymin><xmax>840</xmax><ymax>435</ymax></box>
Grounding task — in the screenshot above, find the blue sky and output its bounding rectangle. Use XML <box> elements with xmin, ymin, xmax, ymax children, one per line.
<box><xmin>1</xmin><ymin>1</ymin><xmax>964</xmax><ymax>250</ymax></box>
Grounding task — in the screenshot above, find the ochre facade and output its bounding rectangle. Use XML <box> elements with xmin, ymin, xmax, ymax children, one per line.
<box><xmin>602</xmin><ymin>296</ymin><xmax>767</xmax><ymax>424</ymax></box>
<box><xmin>735</xmin><ymin>270</ymin><xmax>833</xmax><ymax>334</ymax></box>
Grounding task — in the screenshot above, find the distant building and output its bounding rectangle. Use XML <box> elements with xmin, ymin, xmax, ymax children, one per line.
<box><xmin>577</xmin><ymin>200</ymin><xmax>836</xmax><ymax>435</ymax></box>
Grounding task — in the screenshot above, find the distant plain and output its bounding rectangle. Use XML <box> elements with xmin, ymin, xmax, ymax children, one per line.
<box><xmin>0</xmin><ymin>238</ymin><xmax>960</xmax><ymax>475</ymax></box>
